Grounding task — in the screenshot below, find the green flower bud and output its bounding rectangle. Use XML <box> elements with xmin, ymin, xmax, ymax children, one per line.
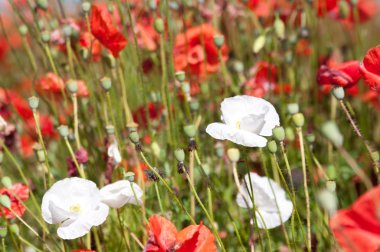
<box><xmin>41</xmin><ymin>31</ymin><xmax>50</xmax><ymax>43</ymax></box>
<box><xmin>306</xmin><ymin>133</ymin><xmax>316</xmax><ymax>144</ymax></box>
<box><xmin>151</xmin><ymin>142</ymin><xmax>161</xmax><ymax>158</ymax></box>
<box><xmin>253</xmin><ymin>34</ymin><xmax>266</xmax><ymax>53</ymax></box>
<box><xmin>213</xmin><ymin>35</ymin><xmax>225</xmax><ymax>48</ymax></box>
<box><xmin>184</xmin><ymin>125</ymin><xmax>196</xmax><ymax>138</ymax></box>
<box><xmin>292</xmin><ymin>113</ymin><xmax>305</xmax><ymax>128</ymax></box>
<box><xmin>0</xmin><ymin>195</ymin><xmax>11</xmax><ymax>209</ymax></box>
<box><xmin>181</xmin><ymin>82</ymin><xmax>190</xmax><ymax>94</ymax></box>
<box><xmin>28</xmin><ymin>96</ymin><xmax>39</xmax><ymax>110</ymax></box>
<box><xmin>148</xmin><ymin>0</ymin><xmax>157</xmax><ymax>10</ymax></box>
<box><xmin>339</xmin><ymin>0</ymin><xmax>350</xmax><ymax>18</ymax></box>
<box><xmin>18</xmin><ymin>25</ymin><xmax>28</xmax><ymax>36</ymax></box>
<box><xmin>57</xmin><ymin>125</ymin><xmax>69</xmax><ymax>138</ymax></box>
<box><xmin>66</xmin><ymin>80</ymin><xmax>78</xmax><ymax>94</ymax></box>
<box><xmin>190</xmin><ymin>100</ymin><xmax>200</xmax><ymax>111</ymax></box>
<box><xmin>175</xmin><ymin>71</ymin><xmax>186</xmax><ymax>82</ymax></box>
<box><xmin>267</xmin><ymin>140</ymin><xmax>278</xmax><ymax>153</ymax></box>
<box><xmin>0</xmin><ymin>226</ymin><xmax>7</xmax><ymax>238</ymax></box>
<box><xmin>35</xmin><ymin>146</ymin><xmax>46</xmax><ymax>163</ymax></box>
<box><xmin>9</xmin><ymin>224</ymin><xmax>19</xmax><ymax>235</ymax></box>
<box><xmin>321</xmin><ymin>121</ymin><xmax>343</xmax><ymax>147</ymax></box>
<box><xmin>332</xmin><ymin>87</ymin><xmax>345</xmax><ymax>100</ymax></box>
<box><xmin>327</xmin><ymin>165</ymin><xmax>336</xmax><ymax>180</ymax></box>
<box><xmin>129</xmin><ymin>131</ymin><xmax>140</xmax><ymax>144</ymax></box>
<box><xmin>82</xmin><ymin>2</ymin><xmax>91</xmax><ymax>12</ymax></box>
<box><xmin>227</xmin><ymin>148</ymin><xmax>240</xmax><ymax>162</ymax></box>
<box><xmin>154</xmin><ymin>19</ymin><xmax>164</xmax><ymax>34</ymax></box>
<box><xmin>174</xmin><ymin>148</ymin><xmax>185</xmax><ymax>162</ymax></box>
<box><xmin>100</xmin><ymin>77</ymin><xmax>112</xmax><ymax>91</ymax></box>
<box><xmin>1</xmin><ymin>177</ymin><xmax>12</xmax><ymax>188</ymax></box>
<box><xmin>103</xmin><ymin>53</ymin><xmax>116</xmax><ymax>68</ymax></box>
<box><xmin>287</xmin><ymin>103</ymin><xmax>299</xmax><ymax>115</ymax></box>
<box><xmin>272</xmin><ymin>126</ymin><xmax>285</xmax><ymax>142</ymax></box>
<box><xmin>274</xmin><ymin>15</ymin><xmax>285</xmax><ymax>40</ymax></box>
<box><xmin>233</xmin><ymin>61</ymin><xmax>244</xmax><ymax>73</ymax></box>
<box><xmin>37</xmin><ymin>19</ymin><xmax>45</xmax><ymax>30</ymax></box>
<box><xmin>80</xmin><ymin>48</ymin><xmax>89</xmax><ymax>60</ymax></box>
<box><xmin>285</xmin><ymin>127</ymin><xmax>295</xmax><ymax>141</ymax></box>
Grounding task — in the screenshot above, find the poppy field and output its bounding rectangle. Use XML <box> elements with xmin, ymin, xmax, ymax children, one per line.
<box><xmin>1</xmin><ymin>0</ymin><xmax>380</xmax><ymax>251</ymax></box>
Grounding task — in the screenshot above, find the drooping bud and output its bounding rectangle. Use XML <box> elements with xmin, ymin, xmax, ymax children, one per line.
<box><xmin>0</xmin><ymin>226</ymin><xmax>7</xmax><ymax>238</ymax></box>
<box><xmin>9</xmin><ymin>224</ymin><xmax>19</xmax><ymax>235</ymax></box>
<box><xmin>41</xmin><ymin>31</ymin><xmax>50</xmax><ymax>43</ymax></box>
<box><xmin>227</xmin><ymin>148</ymin><xmax>240</xmax><ymax>162</ymax></box>
<box><xmin>306</xmin><ymin>133</ymin><xmax>316</xmax><ymax>144</ymax></box>
<box><xmin>36</xmin><ymin>0</ymin><xmax>48</xmax><ymax>10</ymax></box>
<box><xmin>339</xmin><ymin>0</ymin><xmax>350</xmax><ymax>18</ymax></box>
<box><xmin>148</xmin><ymin>0</ymin><xmax>157</xmax><ymax>10</ymax></box>
<box><xmin>274</xmin><ymin>15</ymin><xmax>285</xmax><ymax>40</ymax></box>
<box><xmin>321</xmin><ymin>121</ymin><xmax>343</xmax><ymax>147</ymax></box>
<box><xmin>18</xmin><ymin>25</ymin><xmax>28</xmax><ymax>36</ymax></box>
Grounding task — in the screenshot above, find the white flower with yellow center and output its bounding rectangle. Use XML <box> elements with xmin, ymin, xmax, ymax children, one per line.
<box><xmin>41</xmin><ymin>177</ymin><xmax>109</xmax><ymax>240</ymax></box>
<box><xmin>206</xmin><ymin>95</ymin><xmax>280</xmax><ymax>147</ymax></box>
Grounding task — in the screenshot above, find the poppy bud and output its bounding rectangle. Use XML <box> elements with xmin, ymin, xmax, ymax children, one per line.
<box><xmin>326</xmin><ymin>180</ymin><xmax>336</xmax><ymax>192</ymax></box>
<box><xmin>174</xmin><ymin>148</ymin><xmax>185</xmax><ymax>162</ymax></box>
<box><xmin>267</xmin><ymin>140</ymin><xmax>278</xmax><ymax>153</ymax></box>
<box><xmin>62</xmin><ymin>25</ymin><xmax>72</xmax><ymax>38</ymax></box>
<box><xmin>213</xmin><ymin>35</ymin><xmax>225</xmax><ymax>49</ymax></box>
<box><xmin>321</xmin><ymin>121</ymin><xmax>343</xmax><ymax>147</ymax></box>
<box><xmin>327</xmin><ymin>165</ymin><xmax>336</xmax><ymax>180</ymax></box>
<box><xmin>287</xmin><ymin>103</ymin><xmax>299</xmax><ymax>115</ymax></box>
<box><xmin>1</xmin><ymin>177</ymin><xmax>12</xmax><ymax>188</ymax></box>
<box><xmin>332</xmin><ymin>87</ymin><xmax>345</xmax><ymax>100</ymax></box>
<box><xmin>0</xmin><ymin>195</ymin><xmax>11</xmax><ymax>209</ymax></box>
<box><xmin>82</xmin><ymin>2</ymin><xmax>91</xmax><ymax>12</ymax></box>
<box><xmin>100</xmin><ymin>77</ymin><xmax>112</xmax><ymax>91</ymax></box>
<box><xmin>190</xmin><ymin>100</ymin><xmax>200</xmax><ymax>111</ymax></box>
<box><xmin>105</xmin><ymin>125</ymin><xmax>115</xmax><ymax>135</ymax></box>
<box><xmin>317</xmin><ymin>189</ymin><xmax>337</xmax><ymax>216</ymax></box>
<box><xmin>9</xmin><ymin>224</ymin><xmax>19</xmax><ymax>235</ymax></box>
<box><xmin>58</xmin><ymin>125</ymin><xmax>69</xmax><ymax>138</ymax></box>
<box><xmin>306</xmin><ymin>133</ymin><xmax>316</xmax><ymax>143</ymax></box>
<box><xmin>0</xmin><ymin>226</ymin><xmax>7</xmax><ymax>238</ymax></box>
<box><xmin>292</xmin><ymin>113</ymin><xmax>305</xmax><ymax>128</ymax></box>
<box><xmin>184</xmin><ymin>125</ymin><xmax>196</xmax><ymax>138</ymax></box>
<box><xmin>274</xmin><ymin>16</ymin><xmax>285</xmax><ymax>40</ymax></box>
<box><xmin>215</xmin><ymin>142</ymin><xmax>224</xmax><ymax>157</ymax></box>
<box><xmin>36</xmin><ymin>0</ymin><xmax>48</xmax><ymax>10</ymax></box>
<box><xmin>339</xmin><ymin>0</ymin><xmax>350</xmax><ymax>18</ymax></box>
<box><xmin>66</xmin><ymin>80</ymin><xmax>78</xmax><ymax>94</ymax></box>
<box><xmin>227</xmin><ymin>148</ymin><xmax>240</xmax><ymax>162</ymax></box>
<box><xmin>154</xmin><ymin>19</ymin><xmax>164</xmax><ymax>34</ymax></box>
<box><xmin>18</xmin><ymin>25</ymin><xmax>28</xmax><ymax>36</ymax></box>
<box><xmin>253</xmin><ymin>34</ymin><xmax>266</xmax><ymax>53</ymax></box>
<box><xmin>285</xmin><ymin>127</ymin><xmax>295</xmax><ymax>141</ymax></box>
<box><xmin>28</xmin><ymin>96</ymin><xmax>39</xmax><ymax>110</ymax></box>
<box><xmin>272</xmin><ymin>126</ymin><xmax>285</xmax><ymax>142</ymax></box>
<box><xmin>175</xmin><ymin>71</ymin><xmax>186</xmax><ymax>82</ymax></box>
<box><xmin>151</xmin><ymin>142</ymin><xmax>161</xmax><ymax>158</ymax></box>
<box><xmin>148</xmin><ymin>0</ymin><xmax>157</xmax><ymax>10</ymax></box>
<box><xmin>41</xmin><ymin>31</ymin><xmax>50</xmax><ymax>43</ymax></box>
<box><xmin>129</xmin><ymin>131</ymin><xmax>140</xmax><ymax>144</ymax></box>
<box><xmin>34</xmin><ymin>144</ymin><xmax>46</xmax><ymax>163</ymax></box>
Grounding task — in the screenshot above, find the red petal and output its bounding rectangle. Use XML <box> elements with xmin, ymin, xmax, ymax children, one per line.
<box><xmin>144</xmin><ymin>215</ymin><xmax>177</xmax><ymax>252</ymax></box>
<box><xmin>176</xmin><ymin>223</ymin><xmax>217</xmax><ymax>252</ymax></box>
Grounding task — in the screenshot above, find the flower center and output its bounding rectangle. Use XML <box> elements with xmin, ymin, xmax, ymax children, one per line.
<box><xmin>236</xmin><ymin>120</ymin><xmax>241</xmax><ymax>129</ymax></box>
<box><xmin>69</xmin><ymin>203</ymin><xmax>81</xmax><ymax>213</ymax></box>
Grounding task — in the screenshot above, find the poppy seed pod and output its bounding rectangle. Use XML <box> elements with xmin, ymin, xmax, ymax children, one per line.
<box><xmin>174</xmin><ymin>148</ymin><xmax>185</xmax><ymax>162</ymax></box>
<box><xmin>287</xmin><ymin>103</ymin><xmax>299</xmax><ymax>115</ymax></box>
<box><xmin>215</xmin><ymin>143</ymin><xmax>224</xmax><ymax>157</ymax></box>
<box><xmin>317</xmin><ymin>189</ymin><xmax>338</xmax><ymax>216</ymax></box>
<box><xmin>41</xmin><ymin>31</ymin><xmax>50</xmax><ymax>43</ymax></box>
<box><xmin>292</xmin><ymin>113</ymin><xmax>305</xmax><ymax>128</ymax></box>
<box><xmin>0</xmin><ymin>226</ymin><xmax>7</xmax><ymax>238</ymax></box>
<box><xmin>227</xmin><ymin>148</ymin><xmax>240</xmax><ymax>162</ymax></box>
<box><xmin>62</xmin><ymin>25</ymin><xmax>72</xmax><ymax>38</ymax></box>
<box><xmin>339</xmin><ymin>0</ymin><xmax>350</xmax><ymax>18</ymax></box>
<box><xmin>332</xmin><ymin>87</ymin><xmax>345</xmax><ymax>100</ymax></box>
<box><xmin>9</xmin><ymin>224</ymin><xmax>19</xmax><ymax>235</ymax></box>
<box><xmin>321</xmin><ymin>121</ymin><xmax>343</xmax><ymax>147</ymax></box>
<box><xmin>28</xmin><ymin>96</ymin><xmax>39</xmax><ymax>110</ymax></box>
<box><xmin>327</xmin><ymin>165</ymin><xmax>337</xmax><ymax>180</ymax></box>
<box><xmin>148</xmin><ymin>0</ymin><xmax>157</xmax><ymax>10</ymax></box>
<box><xmin>233</xmin><ymin>61</ymin><xmax>244</xmax><ymax>73</ymax></box>
<box><xmin>213</xmin><ymin>35</ymin><xmax>225</xmax><ymax>49</ymax></box>
<box><xmin>306</xmin><ymin>133</ymin><xmax>316</xmax><ymax>143</ymax></box>
<box><xmin>326</xmin><ymin>180</ymin><xmax>336</xmax><ymax>192</ymax></box>
<box><xmin>285</xmin><ymin>127</ymin><xmax>295</xmax><ymax>141</ymax></box>
<box><xmin>190</xmin><ymin>100</ymin><xmax>200</xmax><ymax>111</ymax></box>
<box><xmin>1</xmin><ymin>177</ymin><xmax>12</xmax><ymax>188</ymax></box>
<box><xmin>100</xmin><ymin>77</ymin><xmax>112</xmax><ymax>91</ymax></box>
<box><xmin>184</xmin><ymin>125</ymin><xmax>196</xmax><ymax>138</ymax></box>
<box><xmin>105</xmin><ymin>125</ymin><xmax>115</xmax><ymax>135</ymax></box>
<box><xmin>267</xmin><ymin>140</ymin><xmax>278</xmax><ymax>153</ymax></box>
<box><xmin>124</xmin><ymin>171</ymin><xmax>135</xmax><ymax>182</ymax></box>
<box><xmin>272</xmin><ymin>126</ymin><xmax>285</xmax><ymax>142</ymax></box>
<box><xmin>175</xmin><ymin>71</ymin><xmax>186</xmax><ymax>82</ymax></box>
<box><xmin>154</xmin><ymin>19</ymin><xmax>164</xmax><ymax>34</ymax></box>
<box><xmin>129</xmin><ymin>131</ymin><xmax>140</xmax><ymax>144</ymax></box>
<box><xmin>18</xmin><ymin>25</ymin><xmax>28</xmax><ymax>36</ymax></box>
<box><xmin>371</xmin><ymin>151</ymin><xmax>379</xmax><ymax>162</ymax></box>
<box><xmin>66</xmin><ymin>80</ymin><xmax>78</xmax><ymax>94</ymax></box>
<box><xmin>57</xmin><ymin>125</ymin><xmax>69</xmax><ymax>138</ymax></box>
<box><xmin>81</xmin><ymin>2</ymin><xmax>91</xmax><ymax>12</ymax></box>
<box><xmin>0</xmin><ymin>195</ymin><xmax>11</xmax><ymax>209</ymax></box>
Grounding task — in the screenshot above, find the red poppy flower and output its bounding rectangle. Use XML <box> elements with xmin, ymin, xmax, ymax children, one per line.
<box><xmin>360</xmin><ymin>45</ymin><xmax>380</xmax><ymax>92</ymax></box>
<box><xmin>173</xmin><ymin>24</ymin><xmax>228</xmax><ymax>77</ymax></box>
<box><xmin>317</xmin><ymin>60</ymin><xmax>361</xmax><ymax>88</ymax></box>
<box><xmin>0</xmin><ymin>183</ymin><xmax>29</xmax><ymax>219</ymax></box>
<box><xmin>37</xmin><ymin>72</ymin><xmax>65</xmax><ymax>97</ymax></box>
<box><xmin>244</xmin><ymin>61</ymin><xmax>279</xmax><ymax>98</ymax></box>
<box><xmin>20</xmin><ymin>134</ymin><xmax>35</xmax><ymax>157</ymax></box>
<box><xmin>362</xmin><ymin>90</ymin><xmax>380</xmax><ymax>110</ymax></box>
<box><xmin>244</xmin><ymin>0</ymin><xmax>274</xmax><ymax>18</ymax></box>
<box><xmin>330</xmin><ymin>186</ymin><xmax>380</xmax><ymax>252</ymax></box>
<box><xmin>134</xmin><ymin>14</ymin><xmax>159</xmax><ymax>51</ymax></box>
<box><xmin>145</xmin><ymin>215</ymin><xmax>177</xmax><ymax>252</ymax></box>
<box><xmin>79</xmin><ymin>31</ymin><xmax>103</xmax><ymax>62</ymax></box>
<box><xmin>132</xmin><ymin>102</ymin><xmax>163</xmax><ymax>128</ymax></box>
<box><xmin>0</xmin><ymin>37</ymin><xmax>9</xmax><ymax>62</ymax></box>
<box><xmin>90</xmin><ymin>5</ymin><xmax>127</xmax><ymax>57</ymax></box>
<box><xmin>176</xmin><ymin>223</ymin><xmax>217</xmax><ymax>252</ymax></box>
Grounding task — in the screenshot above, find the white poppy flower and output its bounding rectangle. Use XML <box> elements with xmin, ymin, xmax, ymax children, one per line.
<box><xmin>100</xmin><ymin>180</ymin><xmax>143</xmax><ymax>208</ymax></box>
<box><xmin>206</xmin><ymin>95</ymin><xmax>280</xmax><ymax>147</ymax></box>
<box><xmin>41</xmin><ymin>177</ymin><xmax>109</xmax><ymax>240</ymax></box>
<box><xmin>236</xmin><ymin>172</ymin><xmax>293</xmax><ymax>229</ymax></box>
<box><xmin>108</xmin><ymin>141</ymin><xmax>122</xmax><ymax>164</ymax></box>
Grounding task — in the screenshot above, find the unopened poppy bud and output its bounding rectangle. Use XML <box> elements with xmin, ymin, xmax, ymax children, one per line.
<box><xmin>28</xmin><ymin>96</ymin><xmax>39</xmax><ymax>110</ymax></box>
<box><xmin>332</xmin><ymin>87</ymin><xmax>345</xmax><ymax>100</ymax></box>
<box><xmin>41</xmin><ymin>31</ymin><xmax>50</xmax><ymax>43</ymax></box>
<box><xmin>213</xmin><ymin>35</ymin><xmax>224</xmax><ymax>48</ymax></box>
<box><xmin>339</xmin><ymin>0</ymin><xmax>350</xmax><ymax>18</ymax></box>
<box><xmin>18</xmin><ymin>25</ymin><xmax>28</xmax><ymax>36</ymax></box>
<box><xmin>274</xmin><ymin>15</ymin><xmax>285</xmax><ymax>40</ymax></box>
<box><xmin>287</xmin><ymin>103</ymin><xmax>299</xmax><ymax>115</ymax></box>
<box><xmin>267</xmin><ymin>140</ymin><xmax>278</xmax><ymax>153</ymax></box>
<box><xmin>321</xmin><ymin>121</ymin><xmax>343</xmax><ymax>147</ymax></box>
<box><xmin>174</xmin><ymin>148</ymin><xmax>185</xmax><ymax>162</ymax></box>
<box><xmin>326</xmin><ymin>180</ymin><xmax>336</xmax><ymax>192</ymax></box>
<box><xmin>327</xmin><ymin>165</ymin><xmax>336</xmax><ymax>180</ymax></box>
<box><xmin>285</xmin><ymin>127</ymin><xmax>295</xmax><ymax>141</ymax></box>
<box><xmin>151</xmin><ymin>142</ymin><xmax>161</xmax><ymax>158</ymax></box>
<box><xmin>0</xmin><ymin>195</ymin><xmax>11</xmax><ymax>209</ymax></box>
<box><xmin>1</xmin><ymin>177</ymin><xmax>12</xmax><ymax>188</ymax></box>
<box><xmin>154</xmin><ymin>18</ymin><xmax>164</xmax><ymax>34</ymax></box>
<box><xmin>317</xmin><ymin>189</ymin><xmax>337</xmax><ymax>216</ymax></box>
<box><xmin>148</xmin><ymin>0</ymin><xmax>157</xmax><ymax>10</ymax></box>
<box><xmin>227</xmin><ymin>148</ymin><xmax>240</xmax><ymax>162</ymax></box>
<box><xmin>371</xmin><ymin>151</ymin><xmax>379</xmax><ymax>162</ymax></box>
<box><xmin>215</xmin><ymin>142</ymin><xmax>224</xmax><ymax>157</ymax></box>
<box><xmin>105</xmin><ymin>125</ymin><xmax>114</xmax><ymax>135</ymax></box>
<box><xmin>124</xmin><ymin>171</ymin><xmax>135</xmax><ymax>182</ymax></box>
<box><xmin>0</xmin><ymin>226</ymin><xmax>7</xmax><ymax>238</ymax></box>
<box><xmin>129</xmin><ymin>131</ymin><xmax>140</xmax><ymax>144</ymax></box>
<box><xmin>190</xmin><ymin>100</ymin><xmax>200</xmax><ymax>111</ymax></box>
<box><xmin>253</xmin><ymin>34</ymin><xmax>266</xmax><ymax>53</ymax></box>
<box><xmin>34</xmin><ymin>146</ymin><xmax>46</xmax><ymax>163</ymax></box>
<box><xmin>175</xmin><ymin>71</ymin><xmax>186</xmax><ymax>82</ymax></box>
<box><xmin>292</xmin><ymin>113</ymin><xmax>305</xmax><ymax>128</ymax></box>
<box><xmin>82</xmin><ymin>1</ymin><xmax>91</xmax><ymax>12</ymax></box>
<box><xmin>62</xmin><ymin>25</ymin><xmax>72</xmax><ymax>38</ymax></box>
<box><xmin>183</xmin><ymin>125</ymin><xmax>196</xmax><ymax>138</ymax></box>
<box><xmin>306</xmin><ymin>133</ymin><xmax>315</xmax><ymax>143</ymax></box>
<box><xmin>58</xmin><ymin>125</ymin><xmax>69</xmax><ymax>138</ymax></box>
<box><xmin>9</xmin><ymin>224</ymin><xmax>19</xmax><ymax>235</ymax></box>
<box><xmin>100</xmin><ymin>77</ymin><xmax>112</xmax><ymax>91</ymax></box>
<box><xmin>36</xmin><ymin>0</ymin><xmax>48</xmax><ymax>10</ymax></box>
<box><xmin>66</xmin><ymin>80</ymin><xmax>78</xmax><ymax>94</ymax></box>
<box><xmin>272</xmin><ymin>126</ymin><xmax>285</xmax><ymax>142</ymax></box>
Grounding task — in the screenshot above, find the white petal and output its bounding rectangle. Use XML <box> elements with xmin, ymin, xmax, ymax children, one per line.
<box><xmin>206</xmin><ymin>123</ymin><xmax>268</xmax><ymax>147</ymax></box>
<box><xmin>108</xmin><ymin>142</ymin><xmax>122</xmax><ymax>164</ymax></box>
<box><xmin>255</xmin><ymin>199</ymin><xmax>293</xmax><ymax>229</ymax></box>
<box><xmin>57</xmin><ymin>203</ymin><xmax>109</xmax><ymax>240</ymax></box>
<box><xmin>100</xmin><ymin>180</ymin><xmax>143</xmax><ymax>208</ymax></box>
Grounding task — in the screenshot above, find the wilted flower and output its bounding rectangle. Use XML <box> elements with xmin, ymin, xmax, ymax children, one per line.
<box><xmin>206</xmin><ymin>95</ymin><xmax>280</xmax><ymax>147</ymax></box>
<box><xmin>236</xmin><ymin>172</ymin><xmax>293</xmax><ymax>229</ymax></box>
<box><xmin>100</xmin><ymin>180</ymin><xmax>143</xmax><ymax>208</ymax></box>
